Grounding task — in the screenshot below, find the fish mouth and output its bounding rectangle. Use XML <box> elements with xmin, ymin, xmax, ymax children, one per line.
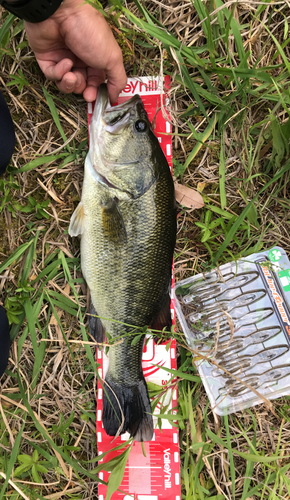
<box><xmin>93</xmin><ymin>83</ymin><xmax>110</xmax><ymax>119</ymax></box>
<box><xmin>103</xmin><ymin>94</ymin><xmax>143</xmax><ymax>134</ymax></box>
<box><xmin>106</xmin><ymin>93</ymin><xmax>142</xmax><ymax>112</ymax></box>
<box><xmin>93</xmin><ymin>84</ymin><xmax>143</xmax><ymax>133</ymax></box>
<box><xmin>95</xmin><ymin>83</ymin><xmax>142</xmax><ymax>109</ymax></box>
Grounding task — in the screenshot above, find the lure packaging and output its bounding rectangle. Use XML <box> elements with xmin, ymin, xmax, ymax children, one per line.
<box><xmin>174</xmin><ymin>247</ymin><xmax>290</xmax><ymax>415</ymax></box>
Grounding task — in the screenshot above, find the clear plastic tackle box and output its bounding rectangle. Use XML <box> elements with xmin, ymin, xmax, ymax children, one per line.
<box><xmin>174</xmin><ymin>247</ymin><xmax>290</xmax><ymax>415</ymax></box>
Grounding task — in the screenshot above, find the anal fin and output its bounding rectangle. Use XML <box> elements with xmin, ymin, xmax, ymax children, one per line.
<box><xmin>150</xmin><ymin>293</ymin><xmax>172</xmax><ymax>344</ymax></box>
<box><xmin>88</xmin><ymin>298</ymin><xmax>106</xmax><ymax>348</ymax></box>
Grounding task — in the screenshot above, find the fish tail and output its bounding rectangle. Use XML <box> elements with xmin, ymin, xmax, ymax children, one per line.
<box><xmin>103</xmin><ymin>375</ymin><xmax>154</xmax><ymax>441</ymax></box>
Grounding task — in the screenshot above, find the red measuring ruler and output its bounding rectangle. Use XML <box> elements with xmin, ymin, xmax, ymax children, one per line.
<box><xmin>87</xmin><ymin>76</ymin><xmax>181</xmax><ymax>500</ymax></box>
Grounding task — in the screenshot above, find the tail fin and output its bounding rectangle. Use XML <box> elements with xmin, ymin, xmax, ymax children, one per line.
<box><xmin>102</xmin><ymin>375</ymin><xmax>154</xmax><ymax>441</ymax></box>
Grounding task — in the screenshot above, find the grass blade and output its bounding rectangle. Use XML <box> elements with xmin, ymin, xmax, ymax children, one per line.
<box><xmin>241</xmin><ymin>412</ymin><xmax>257</xmax><ymax>500</ymax></box>
<box><xmin>0</xmin><ymin>240</ymin><xmax>34</xmax><ymax>274</ymax></box>
<box><xmin>0</xmin><ymin>13</ymin><xmax>14</xmax><ymax>46</ymax></box>
<box><xmin>23</xmin><ymin>296</ymin><xmax>47</xmax><ymax>389</ymax></box>
<box><xmin>10</xmin><ymin>154</ymin><xmax>68</xmax><ymax>174</ymax></box>
<box><xmin>219</xmin><ymin>134</ymin><xmax>226</xmax><ymax>209</ymax></box>
<box><xmin>42</xmin><ymin>87</ymin><xmax>70</xmax><ymax>152</ymax></box>
<box><xmin>0</xmin><ymin>421</ymin><xmax>25</xmax><ymax>500</ymax></box>
<box><xmin>235</xmin><ymin>451</ymin><xmax>290</xmax><ymax>463</ymax></box>
<box><xmin>184</xmin><ymin>114</ymin><xmax>217</xmax><ymax>171</ymax></box>
<box><xmin>224</xmin><ymin>414</ymin><xmax>235</xmax><ymax>499</ymax></box>
<box><xmin>105</xmin><ymin>445</ymin><xmax>132</xmax><ymax>500</ymax></box>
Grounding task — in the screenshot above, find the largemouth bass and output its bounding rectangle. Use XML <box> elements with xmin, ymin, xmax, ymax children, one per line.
<box><xmin>69</xmin><ymin>84</ymin><xmax>176</xmax><ymax>441</ymax></box>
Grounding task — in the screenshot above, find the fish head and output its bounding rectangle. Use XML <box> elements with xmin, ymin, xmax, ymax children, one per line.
<box><xmin>89</xmin><ymin>84</ymin><xmax>161</xmax><ymax>198</ymax></box>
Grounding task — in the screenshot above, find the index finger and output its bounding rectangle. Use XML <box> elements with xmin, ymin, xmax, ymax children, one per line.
<box><xmin>37</xmin><ymin>57</ymin><xmax>74</xmax><ymax>81</ymax></box>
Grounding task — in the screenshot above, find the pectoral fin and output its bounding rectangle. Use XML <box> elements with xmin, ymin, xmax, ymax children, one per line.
<box><xmin>101</xmin><ymin>197</ymin><xmax>127</xmax><ymax>244</ymax></box>
<box><xmin>69</xmin><ymin>202</ymin><xmax>85</xmax><ymax>237</ymax></box>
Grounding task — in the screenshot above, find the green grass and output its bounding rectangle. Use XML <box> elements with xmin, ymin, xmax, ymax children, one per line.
<box><xmin>1</xmin><ymin>1</ymin><xmax>290</xmax><ymax>499</ymax></box>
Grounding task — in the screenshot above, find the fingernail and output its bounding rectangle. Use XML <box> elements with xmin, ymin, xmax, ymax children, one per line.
<box><xmin>76</xmin><ymin>75</ymin><xmax>82</xmax><ymax>88</ymax></box>
<box><xmin>66</xmin><ymin>80</ymin><xmax>75</xmax><ymax>90</ymax></box>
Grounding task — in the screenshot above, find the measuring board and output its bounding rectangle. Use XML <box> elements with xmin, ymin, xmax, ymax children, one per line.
<box><xmin>87</xmin><ymin>76</ymin><xmax>181</xmax><ymax>500</ymax></box>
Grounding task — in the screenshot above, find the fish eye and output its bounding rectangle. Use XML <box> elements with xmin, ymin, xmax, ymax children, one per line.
<box><xmin>135</xmin><ymin>120</ymin><xmax>147</xmax><ymax>132</ymax></box>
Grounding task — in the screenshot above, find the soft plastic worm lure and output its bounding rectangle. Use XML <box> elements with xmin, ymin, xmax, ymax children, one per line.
<box><xmin>184</xmin><ymin>271</ymin><xmax>234</xmax><ymax>295</ymax></box>
<box><xmin>182</xmin><ymin>271</ymin><xmax>259</xmax><ymax>305</ymax></box>
<box><xmin>211</xmin><ymin>308</ymin><xmax>273</xmax><ymax>333</ymax></box>
<box><xmin>189</xmin><ymin>290</ymin><xmax>266</xmax><ymax>323</ymax></box>
<box><xmin>189</xmin><ymin>308</ymin><xmax>274</xmax><ymax>340</ymax></box>
<box><xmin>216</xmin><ymin>326</ymin><xmax>282</xmax><ymax>357</ymax></box>
<box><xmin>218</xmin><ymin>364</ymin><xmax>290</xmax><ymax>398</ymax></box>
<box><xmin>213</xmin><ymin>345</ymin><xmax>289</xmax><ymax>377</ymax></box>
<box><xmin>217</xmin><ymin>324</ymin><xmax>281</xmax><ymax>343</ymax></box>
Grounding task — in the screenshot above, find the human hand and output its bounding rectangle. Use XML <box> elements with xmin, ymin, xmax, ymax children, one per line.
<box><xmin>24</xmin><ymin>0</ymin><xmax>127</xmax><ymax>102</ymax></box>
